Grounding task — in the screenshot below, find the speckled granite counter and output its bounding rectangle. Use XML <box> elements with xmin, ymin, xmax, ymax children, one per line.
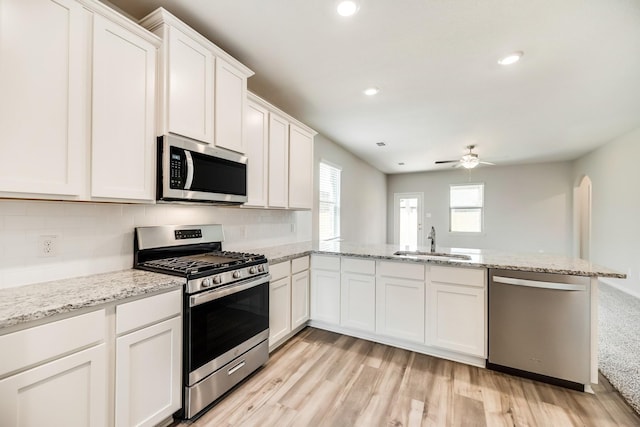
<box><xmin>0</xmin><ymin>270</ymin><xmax>184</xmax><ymax>330</ymax></box>
<box><xmin>248</xmin><ymin>241</ymin><xmax>625</xmax><ymax>279</ymax></box>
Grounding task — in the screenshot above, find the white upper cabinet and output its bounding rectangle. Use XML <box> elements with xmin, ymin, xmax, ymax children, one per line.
<box><xmin>141</xmin><ymin>8</ymin><xmax>253</xmax><ymax>152</ymax></box>
<box><xmin>288</xmin><ymin>124</ymin><xmax>314</xmax><ymax>209</ymax></box>
<box><xmin>91</xmin><ymin>14</ymin><xmax>157</xmax><ymax>201</ymax></box>
<box><xmin>245</xmin><ymin>98</ymin><xmax>269</xmax><ymax>207</ymax></box>
<box><xmin>215</xmin><ymin>58</ymin><xmax>247</xmax><ymax>153</ymax></box>
<box><xmin>0</xmin><ymin>0</ymin><xmax>160</xmax><ymax>202</ymax></box>
<box><xmin>0</xmin><ymin>0</ymin><xmax>86</xmax><ymax>197</ymax></box>
<box><xmin>166</xmin><ymin>25</ymin><xmax>214</xmax><ymax>143</ymax></box>
<box><xmin>246</xmin><ymin>92</ymin><xmax>316</xmax><ymax>210</ymax></box>
<box><xmin>268</xmin><ymin>112</ymin><xmax>290</xmax><ymax>208</ymax></box>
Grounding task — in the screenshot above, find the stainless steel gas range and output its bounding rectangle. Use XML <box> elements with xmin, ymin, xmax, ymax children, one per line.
<box><xmin>134</xmin><ymin>224</ymin><xmax>270</xmax><ymax>419</ymax></box>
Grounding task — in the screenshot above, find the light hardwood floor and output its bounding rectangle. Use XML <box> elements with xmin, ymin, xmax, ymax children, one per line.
<box><xmin>178</xmin><ymin>328</ymin><xmax>640</xmax><ymax>427</ymax></box>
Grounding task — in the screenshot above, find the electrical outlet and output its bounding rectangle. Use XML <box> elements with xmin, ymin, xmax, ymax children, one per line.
<box><xmin>38</xmin><ymin>235</ymin><xmax>58</xmax><ymax>257</ymax></box>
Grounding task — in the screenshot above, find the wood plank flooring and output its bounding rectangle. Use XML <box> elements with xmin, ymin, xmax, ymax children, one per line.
<box><xmin>177</xmin><ymin>328</ymin><xmax>640</xmax><ymax>427</ymax></box>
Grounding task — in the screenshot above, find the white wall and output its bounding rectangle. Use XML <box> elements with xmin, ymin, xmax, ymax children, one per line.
<box><xmin>387</xmin><ymin>161</ymin><xmax>574</xmax><ymax>254</ymax></box>
<box><xmin>0</xmin><ymin>200</ymin><xmax>311</xmax><ymax>289</ymax></box>
<box><xmin>573</xmin><ymin>126</ymin><xmax>640</xmax><ymax>296</ymax></box>
<box><xmin>313</xmin><ymin>134</ymin><xmax>387</xmax><ymax>244</ymax></box>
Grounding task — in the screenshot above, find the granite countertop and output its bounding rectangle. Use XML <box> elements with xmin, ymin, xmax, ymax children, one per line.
<box><xmin>248</xmin><ymin>240</ymin><xmax>625</xmax><ymax>279</ymax></box>
<box><xmin>0</xmin><ymin>270</ymin><xmax>184</xmax><ymax>330</ymax></box>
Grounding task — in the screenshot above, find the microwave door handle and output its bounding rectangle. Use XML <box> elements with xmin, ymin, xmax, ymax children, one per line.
<box><xmin>184</xmin><ymin>150</ymin><xmax>194</xmax><ymax>190</ymax></box>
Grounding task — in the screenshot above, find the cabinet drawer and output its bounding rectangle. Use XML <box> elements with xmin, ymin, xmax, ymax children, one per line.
<box><xmin>311</xmin><ymin>255</ymin><xmax>340</xmax><ymax>271</ymax></box>
<box><xmin>116</xmin><ymin>289</ymin><xmax>181</xmax><ymax>335</ymax></box>
<box><xmin>0</xmin><ymin>309</ymin><xmax>105</xmax><ymax>377</ymax></box>
<box><xmin>430</xmin><ymin>266</ymin><xmax>486</xmax><ymax>288</ymax></box>
<box><xmin>377</xmin><ymin>261</ymin><xmax>425</xmax><ymax>280</ymax></box>
<box><xmin>341</xmin><ymin>257</ymin><xmax>375</xmax><ymax>275</ymax></box>
<box><xmin>291</xmin><ymin>256</ymin><xmax>310</xmax><ymax>274</ymax></box>
<box><xmin>269</xmin><ymin>261</ymin><xmax>291</xmax><ymax>281</ymax></box>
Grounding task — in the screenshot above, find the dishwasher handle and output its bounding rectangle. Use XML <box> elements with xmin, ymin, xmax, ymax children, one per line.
<box><xmin>493</xmin><ymin>276</ymin><xmax>587</xmax><ymax>292</ymax></box>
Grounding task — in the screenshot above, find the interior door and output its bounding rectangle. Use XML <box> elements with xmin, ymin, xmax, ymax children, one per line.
<box><xmin>394</xmin><ymin>193</ymin><xmax>424</xmax><ymax>248</ymax></box>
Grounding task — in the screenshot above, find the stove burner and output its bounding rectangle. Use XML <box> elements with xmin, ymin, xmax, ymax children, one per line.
<box><xmin>139</xmin><ymin>251</ymin><xmax>266</xmax><ymax>276</ymax></box>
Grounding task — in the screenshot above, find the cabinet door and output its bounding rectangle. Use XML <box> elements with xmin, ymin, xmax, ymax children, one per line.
<box><xmin>167</xmin><ymin>26</ymin><xmax>214</xmax><ymax>143</ymax></box>
<box><xmin>376</xmin><ymin>277</ymin><xmax>425</xmax><ymax>343</ymax></box>
<box><xmin>310</xmin><ymin>269</ymin><xmax>341</xmax><ymax>325</ymax></box>
<box><xmin>115</xmin><ymin>316</ymin><xmax>182</xmax><ymax>427</ymax></box>
<box><xmin>288</xmin><ymin>124</ymin><xmax>314</xmax><ymax>209</ymax></box>
<box><xmin>291</xmin><ymin>270</ymin><xmax>310</xmax><ymax>329</ymax></box>
<box><xmin>269</xmin><ymin>276</ymin><xmax>292</xmax><ymax>346</ymax></box>
<box><xmin>429</xmin><ymin>283</ymin><xmax>486</xmax><ymax>357</ymax></box>
<box><xmin>0</xmin><ymin>344</ymin><xmax>107</xmax><ymax>427</ymax></box>
<box><xmin>341</xmin><ymin>273</ymin><xmax>376</xmax><ymax>332</ymax></box>
<box><xmin>215</xmin><ymin>58</ymin><xmax>246</xmax><ymax>153</ymax></box>
<box><xmin>268</xmin><ymin>112</ymin><xmax>289</xmax><ymax>208</ymax></box>
<box><xmin>245</xmin><ymin>100</ymin><xmax>269</xmax><ymax>207</ymax></box>
<box><xmin>91</xmin><ymin>14</ymin><xmax>156</xmax><ymax>201</ymax></box>
<box><xmin>0</xmin><ymin>0</ymin><xmax>86</xmax><ymax>197</ymax></box>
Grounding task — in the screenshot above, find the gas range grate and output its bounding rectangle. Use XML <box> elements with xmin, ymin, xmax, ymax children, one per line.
<box><xmin>139</xmin><ymin>251</ymin><xmax>267</xmax><ymax>276</ymax></box>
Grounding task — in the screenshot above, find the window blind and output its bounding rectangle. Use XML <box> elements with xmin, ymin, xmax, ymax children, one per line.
<box><xmin>319</xmin><ymin>162</ymin><xmax>341</xmax><ymax>240</ymax></box>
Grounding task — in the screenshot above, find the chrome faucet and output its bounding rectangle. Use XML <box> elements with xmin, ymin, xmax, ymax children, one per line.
<box><xmin>428</xmin><ymin>226</ymin><xmax>436</xmax><ymax>252</ymax></box>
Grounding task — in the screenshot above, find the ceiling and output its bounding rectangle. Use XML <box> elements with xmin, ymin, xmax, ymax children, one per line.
<box><xmin>106</xmin><ymin>0</ymin><xmax>640</xmax><ymax>174</ymax></box>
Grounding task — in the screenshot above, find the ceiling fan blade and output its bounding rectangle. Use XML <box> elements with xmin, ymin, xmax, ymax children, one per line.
<box><xmin>435</xmin><ymin>160</ymin><xmax>459</xmax><ymax>164</ymax></box>
<box><xmin>479</xmin><ymin>161</ymin><xmax>495</xmax><ymax>165</ymax></box>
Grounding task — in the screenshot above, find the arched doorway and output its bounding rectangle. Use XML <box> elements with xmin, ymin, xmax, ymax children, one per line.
<box><xmin>575</xmin><ymin>176</ymin><xmax>592</xmax><ymax>261</ymax></box>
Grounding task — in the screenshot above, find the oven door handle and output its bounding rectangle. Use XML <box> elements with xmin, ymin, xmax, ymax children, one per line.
<box><xmin>189</xmin><ymin>274</ymin><xmax>271</xmax><ymax>307</ymax></box>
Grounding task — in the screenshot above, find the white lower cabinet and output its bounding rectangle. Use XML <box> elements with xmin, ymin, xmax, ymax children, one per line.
<box><xmin>428</xmin><ymin>266</ymin><xmax>487</xmax><ymax>357</ymax></box>
<box><xmin>115</xmin><ymin>290</ymin><xmax>182</xmax><ymax>427</ymax></box>
<box><xmin>0</xmin><ymin>309</ymin><xmax>107</xmax><ymax>427</ymax></box>
<box><xmin>310</xmin><ymin>255</ymin><xmax>341</xmax><ymax>325</ymax></box>
<box><xmin>340</xmin><ymin>258</ymin><xmax>376</xmax><ymax>333</ymax></box>
<box><xmin>269</xmin><ymin>275</ymin><xmax>292</xmax><ymax>346</ymax></box>
<box><xmin>309</xmin><ymin>258</ymin><xmax>488</xmax><ymax>365</ymax></box>
<box><xmin>0</xmin><ymin>344</ymin><xmax>107</xmax><ymax>427</ymax></box>
<box><xmin>429</xmin><ymin>283</ymin><xmax>485</xmax><ymax>356</ymax></box>
<box><xmin>376</xmin><ymin>276</ymin><xmax>425</xmax><ymax>343</ymax></box>
<box><xmin>268</xmin><ymin>256</ymin><xmax>310</xmax><ymax>349</ymax></box>
<box><xmin>291</xmin><ymin>269</ymin><xmax>310</xmax><ymax>329</ymax></box>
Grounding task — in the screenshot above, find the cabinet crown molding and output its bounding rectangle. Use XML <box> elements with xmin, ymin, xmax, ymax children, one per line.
<box><xmin>139</xmin><ymin>7</ymin><xmax>254</xmax><ymax>78</ymax></box>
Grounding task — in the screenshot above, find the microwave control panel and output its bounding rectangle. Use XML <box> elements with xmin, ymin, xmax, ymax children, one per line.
<box><xmin>169</xmin><ymin>148</ymin><xmax>184</xmax><ymax>189</ymax></box>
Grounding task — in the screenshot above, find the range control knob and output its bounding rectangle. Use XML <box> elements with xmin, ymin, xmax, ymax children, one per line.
<box><xmin>249</xmin><ymin>266</ymin><xmax>257</xmax><ymax>274</ymax></box>
<box><xmin>213</xmin><ymin>276</ymin><xmax>222</xmax><ymax>285</ymax></box>
<box><xmin>257</xmin><ymin>265</ymin><xmax>265</xmax><ymax>273</ymax></box>
<box><xmin>202</xmin><ymin>278</ymin><xmax>213</xmax><ymax>288</ymax></box>
<box><xmin>233</xmin><ymin>271</ymin><xmax>241</xmax><ymax>279</ymax></box>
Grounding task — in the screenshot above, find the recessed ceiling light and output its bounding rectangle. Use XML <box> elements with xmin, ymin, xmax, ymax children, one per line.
<box><xmin>336</xmin><ymin>0</ymin><xmax>359</xmax><ymax>17</ymax></box>
<box><xmin>364</xmin><ymin>87</ymin><xmax>379</xmax><ymax>96</ymax></box>
<box><xmin>497</xmin><ymin>51</ymin><xmax>523</xmax><ymax>65</ymax></box>
<box><xmin>376</xmin><ymin>142</ymin><xmax>386</xmax><ymax>147</ymax></box>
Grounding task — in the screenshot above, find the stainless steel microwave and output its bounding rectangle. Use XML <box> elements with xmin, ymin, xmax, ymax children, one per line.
<box><xmin>157</xmin><ymin>134</ymin><xmax>248</xmax><ymax>204</ymax></box>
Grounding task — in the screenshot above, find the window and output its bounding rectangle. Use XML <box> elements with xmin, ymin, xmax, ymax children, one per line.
<box><xmin>450</xmin><ymin>183</ymin><xmax>484</xmax><ymax>233</ymax></box>
<box><xmin>319</xmin><ymin>162</ymin><xmax>341</xmax><ymax>240</ymax></box>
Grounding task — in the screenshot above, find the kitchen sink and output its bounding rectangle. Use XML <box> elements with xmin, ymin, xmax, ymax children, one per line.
<box><xmin>393</xmin><ymin>250</ymin><xmax>472</xmax><ymax>260</ymax></box>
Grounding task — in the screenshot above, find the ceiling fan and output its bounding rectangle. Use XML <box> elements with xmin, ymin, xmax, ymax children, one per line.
<box><xmin>435</xmin><ymin>145</ymin><xmax>495</xmax><ymax>169</ymax></box>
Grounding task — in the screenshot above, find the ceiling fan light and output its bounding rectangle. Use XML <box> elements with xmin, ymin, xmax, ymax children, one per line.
<box><xmin>461</xmin><ymin>154</ymin><xmax>480</xmax><ymax>169</ymax></box>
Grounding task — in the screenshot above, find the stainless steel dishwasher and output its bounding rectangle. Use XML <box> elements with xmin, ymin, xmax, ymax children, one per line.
<box><xmin>488</xmin><ymin>268</ymin><xmax>591</xmax><ymax>390</ymax></box>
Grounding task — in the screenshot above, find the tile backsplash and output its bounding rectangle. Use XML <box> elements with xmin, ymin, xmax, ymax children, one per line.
<box><xmin>0</xmin><ymin>199</ymin><xmax>311</xmax><ymax>289</ymax></box>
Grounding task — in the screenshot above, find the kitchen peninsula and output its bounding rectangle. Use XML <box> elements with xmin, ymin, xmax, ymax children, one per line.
<box><xmin>252</xmin><ymin>240</ymin><xmax>624</xmax><ymax>392</ymax></box>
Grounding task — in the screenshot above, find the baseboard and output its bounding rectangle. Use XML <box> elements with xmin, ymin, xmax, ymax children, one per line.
<box><xmin>307</xmin><ymin>320</ymin><xmax>486</xmax><ymax>368</ymax></box>
<box><xmin>600</xmin><ymin>278</ymin><xmax>640</xmax><ymax>300</ymax></box>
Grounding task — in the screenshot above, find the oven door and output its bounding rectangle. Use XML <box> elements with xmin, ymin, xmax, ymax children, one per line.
<box><xmin>185</xmin><ymin>274</ymin><xmax>269</xmax><ymax>386</ymax></box>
